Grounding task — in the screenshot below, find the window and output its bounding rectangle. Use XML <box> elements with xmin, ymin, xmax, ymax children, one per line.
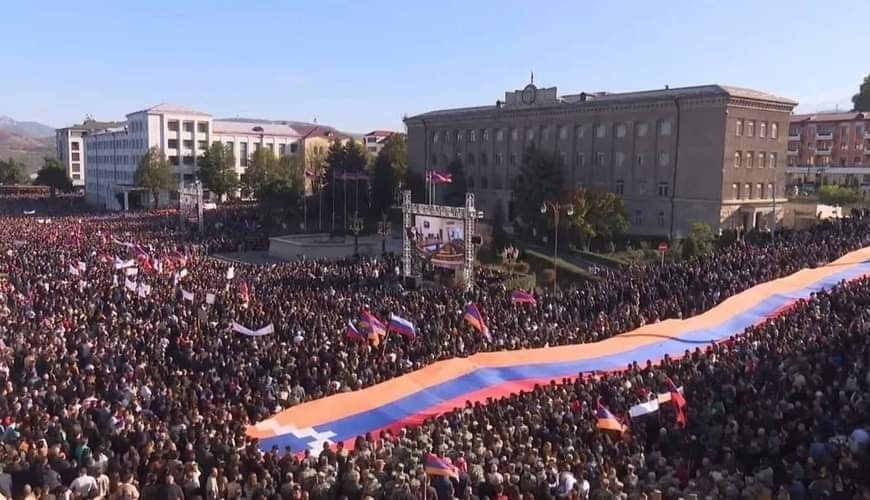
<box><xmin>659</xmin><ymin>120</ymin><xmax>672</xmax><ymax>136</ymax></box>
<box><xmin>634</xmin><ymin>210</ymin><xmax>643</xmax><ymax>224</ymax></box>
<box><xmin>636</xmin><ymin>153</ymin><xmax>646</xmax><ymax>168</ymax></box>
<box><xmin>197</xmin><ymin>122</ymin><xmax>208</xmax><ymax>133</ymax></box>
<box><xmin>734</xmin><ymin>151</ymin><xmax>742</xmax><ymax>168</ymax></box>
<box><xmin>279</xmin><ymin>144</ymin><xmax>286</xmax><ymax>156</ymax></box>
<box><xmin>658</xmin><ymin>151</ymin><xmax>670</xmax><ymax>167</ymax></box>
<box><xmin>469</xmin><ymin>130</ymin><xmax>476</xmax><ymax>142</ymax></box>
<box><xmin>225</xmin><ymin>141</ymin><xmax>234</xmax><ymax>153</ymax></box>
<box><xmin>169</xmin><ymin>155</ymin><xmax>179</xmax><ymax>166</ymax></box>
<box><xmin>526</xmin><ymin>129</ymin><xmax>534</xmax><ymax>141</ymax></box>
<box><xmin>575</xmin><ymin>152</ymin><xmax>585</xmax><ymax>167</ymax></box>
<box><xmin>759</xmin><ymin>122</ymin><xmax>767</xmax><ymax>138</ymax></box>
<box><xmin>841</xmin><ymin>125</ymin><xmax>849</xmax><ymax>138</ymax></box>
<box><xmin>770</xmin><ymin>122</ymin><xmax>778</xmax><ymax>139</ymax></box>
<box><xmin>657</xmin><ymin>211</ymin><xmax>665</xmax><ymax>228</ymax></box>
<box><xmin>746</xmin><ymin>120</ymin><xmax>755</xmax><ymax>137</ymax></box>
<box><xmin>757</xmin><ymin>183</ymin><xmax>764</xmax><ymax>199</ymax></box>
<box><xmin>746</xmin><ymin>152</ymin><xmax>753</xmax><ymax>168</ymax></box>
<box><xmin>430</xmin><ymin>154</ymin><xmax>438</xmax><ymax>166</ymax></box>
<box><xmin>596</xmin><ymin>152</ymin><xmax>605</xmax><ymax>167</ymax></box>
<box><xmin>71</xmin><ymin>163</ymin><xmax>80</xmax><ymax>173</ymax></box>
<box><xmin>239</xmin><ymin>142</ymin><xmax>248</xmax><ymax>167</ymax></box>
<box><xmin>467</xmin><ymin>176</ymin><xmax>475</xmax><ymax>189</ymax></box>
<box><xmin>183</xmin><ymin>155</ymin><xmax>194</xmax><ymax>165</ymax></box>
<box><xmin>456</xmin><ymin>131</ymin><xmax>463</xmax><ymax>143</ymax></box>
<box><xmin>290</xmin><ymin>143</ymin><xmax>298</xmax><ymax>154</ymax></box>
<box><xmin>757</xmin><ymin>152</ymin><xmax>765</xmax><ymax>168</ymax></box>
<box><xmin>481</xmin><ymin>176</ymin><xmax>489</xmax><ymax>189</ymax></box>
<box><xmin>366</xmin><ymin>137</ymin><xmax>377</xmax><ymax>144</ymax></box>
<box><xmin>658</xmin><ymin>182</ymin><xmax>669</xmax><ymax>197</ymax></box>
<box><xmin>509</xmin><ymin>153</ymin><xmax>517</xmax><ymax>166</ymax></box>
<box><xmin>559</xmin><ymin>126</ymin><xmax>568</xmax><ymax>140</ymax></box>
<box><xmin>736</xmin><ymin>119</ymin><xmax>744</xmax><ymax>137</ymax></box>
<box><xmin>542</xmin><ymin>126</ymin><xmax>550</xmax><ymax>141</ymax></box>
<box><xmin>595</xmin><ymin>124</ymin><xmax>606</xmax><ymax>138</ymax></box>
<box><xmin>616</xmin><ymin>124</ymin><xmax>627</xmax><ymax>138</ymax></box>
<box><xmin>168</xmin><ymin>120</ymin><xmax>179</xmax><ymax>132</ymax></box>
<box><xmin>559</xmin><ymin>152</ymin><xmax>567</xmax><ymax>166</ymax></box>
<box><xmin>496</xmin><ymin>129</ymin><xmax>504</xmax><ymax>142</ymax></box>
<box><xmin>615</xmin><ymin>180</ymin><xmax>625</xmax><ymax>195</ymax></box>
<box><xmin>442</xmin><ymin>131</ymin><xmax>449</xmax><ymax>143</ymax></box>
<box><xmin>510</xmin><ymin>129</ymin><xmax>518</xmax><ymax>141</ymax></box>
<box><xmin>266</xmin><ymin>143</ymin><xmax>274</xmax><ymax>153</ymax></box>
<box><xmin>168</xmin><ymin>139</ymin><xmax>178</xmax><ymax>149</ymax></box>
<box><xmin>732</xmin><ymin>183</ymin><xmax>739</xmax><ymax>199</ymax></box>
<box><xmin>72</xmin><ymin>174</ymin><xmax>81</xmax><ymax>181</ymax></box>
<box><xmin>615</xmin><ymin>152</ymin><xmax>625</xmax><ymax>167</ymax></box>
<box><xmin>183</xmin><ymin>121</ymin><xmax>194</xmax><ymax>133</ymax></box>
<box><xmin>576</xmin><ymin>125</ymin><xmax>585</xmax><ymax>139</ymax></box>
<box><xmin>198</xmin><ymin>140</ymin><xmax>208</xmax><ymax>150</ymax></box>
<box><xmin>468</xmin><ymin>153</ymin><xmax>475</xmax><ymax>166</ymax></box>
<box><xmin>255</xmin><ymin>143</ymin><xmax>262</xmax><ymax>151</ymax></box>
<box><xmin>482</xmin><ymin>129</ymin><xmax>490</xmax><ymax>142</ymax></box>
<box><xmin>71</xmin><ymin>142</ymin><xmax>80</xmax><ymax>151</ymax></box>
<box><xmin>637</xmin><ymin>122</ymin><xmax>648</xmax><ymax>137</ymax></box>
<box><xmin>432</xmin><ymin>132</ymin><xmax>439</xmax><ymax>144</ymax></box>
<box><xmin>182</xmin><ymin>140</ymin><xmax>194</xmax><ymax>149</ymax></box>
<box><xmin>495</xmin><ymin>154</ymin><xmax>503</xmax><ymax>166</ymax></box>
<box><xmin>480</xmin><ymin>153</ymin><xmax>488</xmax><ymax>165</ymax></box>
<box><xmin>745</xmin><ymin>183</ymin><xmax>752</xmax><ymax>199</ymax></box>
<box><xmin>768</xmin><ymin>183</ymin><xmax>774</xmax><ymax>198</ymax></box>
<box><xmin>72</xmin><ymin>152</ymin><xmax>80</xmax><ymax>161</ymax></box>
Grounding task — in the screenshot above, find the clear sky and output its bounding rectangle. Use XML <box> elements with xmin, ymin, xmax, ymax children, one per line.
<box><xmin>0</xmin><ymin>0</ymin><xmax>866</xmax><ymax>133</ymax></box>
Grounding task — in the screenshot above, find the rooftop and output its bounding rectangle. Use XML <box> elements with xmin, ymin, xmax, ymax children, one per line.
<box><xmin>790</xmin><ymin>111</ymin><xmax>868</xmax><ymax>123</ymax></box>
<box><xmin>212</xmin><ymin>119</ymin><xmax>303</xmax><ymax>138</ymax></box>
<box><xmin>128</xmin><ymin>103</ymin><xmax>211</xmax><ymax>117</ymax></box>
<box><xmin>60</xmin><ymin>118</ymin><xmax>125</xmax><ymax>132</ymax></box>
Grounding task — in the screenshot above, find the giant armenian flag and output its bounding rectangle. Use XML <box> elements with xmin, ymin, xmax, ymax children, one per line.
<box><xmin>248</xmin><ymin>246</ymin><xmax>870</xmax><ymax>453</ymax></box>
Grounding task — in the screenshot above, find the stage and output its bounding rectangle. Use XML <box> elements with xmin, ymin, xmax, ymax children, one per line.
<box><xmin>268</xmin><ymin>233</ymin><xmax>402</xmax><ymax>261</ymax></box>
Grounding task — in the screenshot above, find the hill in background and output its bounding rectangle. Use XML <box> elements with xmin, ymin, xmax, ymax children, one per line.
<box><xmin>0</xmin><ymin>115</ymin><xmax>55</xmax><ymax>175</ymax></box>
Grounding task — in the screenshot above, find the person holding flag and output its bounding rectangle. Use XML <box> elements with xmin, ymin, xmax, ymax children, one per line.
<box><xmin>596</xmin><ymin>401</ymin><xmax>629</xmax><ymax>435</ymax></box>
<box><xmin>510</xmin><ymin>289</ymin><xmax>537</xmax><ymax>305</ymax></box>
<box><xmin>359</xmin><ymin>310</ymin><xmax>386</xmax><ymax>345</ymax></box>
<box><xmin>463</xmin><ymin>303</ymin><xmax>491</xmax><ymax>342</ymax></box>
<box><xmin>345</xmin><ymin>320</ymin><xmax>366</xmax><ymax>343</ymax></box>
<box><xmin>387</xmin><ymin>314</ymin><xmax>416</xmax><ymax>339</ymax></box>
<box><xmin>667</xmin><ymin>377</ymin><xmax>687</xmax><ymax>427</ymax></box>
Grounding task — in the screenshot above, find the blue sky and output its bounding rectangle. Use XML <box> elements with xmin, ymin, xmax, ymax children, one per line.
<box><xmin>0</xmin><ymin>0</ymin><xmax>866</xmax><ymax>133</ymax></box>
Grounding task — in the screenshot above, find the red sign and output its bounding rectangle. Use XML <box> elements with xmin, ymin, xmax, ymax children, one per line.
<box><xmin>657</xmin><ymin>242</ymin><xmax>669</xmax><ymax>253</ymax></box>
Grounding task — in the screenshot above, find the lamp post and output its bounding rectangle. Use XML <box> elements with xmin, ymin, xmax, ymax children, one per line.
<box><xmin>540</xmin><ymin>201</ymin><xmax>574</xmax><ymax>295</ymax></box>
<box><xmin>347</xmin><ymin>211</ymin><xmax>364</xmax><ymax>255</ymax></box>
<box><xmin>377</xmin><ymin>213</ymin><xmax>392</xmax><ymax>255</ymax></box>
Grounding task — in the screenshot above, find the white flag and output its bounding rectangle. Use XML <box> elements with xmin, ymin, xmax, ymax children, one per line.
<box><xmin>231</xmin><ymin>322</ymin><xmax>275</xmax><ymax>337</ymax></box>
<box><xmin>182</xmin><ymin>289</ymin><xmax>195</xmax><ymax>302</ymax></box>
<box><xmin>629</xmin><ymin>399</ymin><xmax>660</xmax><ymax>419</ymax></box>
<box><xmin>137</xmin><ymin>283</ymin><xmax>151</xmax><ymax>298</ymax></box>
<box><xmin>114</xmin><ymin>258</ymin><xmax>136</xmax><ymax>270</ymax></box>
<box><xmin>68</xmin><ymin>264</ymin><xmax>80</xmax><ymax>276</ymax></box>
<box><xmin>206</xmin><ymin>293</ymin><xmax>216</xmax><ymax>305</ymax></box>
<box><xmin>23</xmin><ymin>210</ymin><xmax>35</xmax><ymax>215</ymax></box>
<box><xmin>77</xmin><ymin>261</ymin><xmax>87</xmax><ymax>272</ymax></box>
<box><xmin>125</xmin><ymin>278</ymin><xmax>137</xmax><ymax>292</ymax></box>
<box><xmin>125</xmin><ymin>267</ymin><xmax>138</xmax><ymax>276</ymax></box>
<box><xmin>226</xmin><ymin>266</ymin><xmax>235</xmax><ymax>280</ymax></box>
<box><xmin>179</xmin><ymin>269</ymin><xmax>189</xmax><ymax>279</ymax></box>
<box><xmin>12</xmin><ymin>240</ymin><xmax>25</xmax><ymax>247</ymax></box>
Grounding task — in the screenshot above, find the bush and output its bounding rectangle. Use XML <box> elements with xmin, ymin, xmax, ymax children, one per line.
<box><xmin>514</xmin><ymin>261</ymin><xmax>531</xmax><ymax>274</ymax></box>
<box><xmin>576</xmin><ymin>250</ymin><xmax>628</xmax><ymax>268</ymax></box>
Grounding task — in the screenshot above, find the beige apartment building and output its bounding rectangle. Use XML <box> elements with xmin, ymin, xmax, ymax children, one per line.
<box><xmin>405</xmin><ymin>82</ymin><xmax>796</xmax><ymax>236</ymax></box>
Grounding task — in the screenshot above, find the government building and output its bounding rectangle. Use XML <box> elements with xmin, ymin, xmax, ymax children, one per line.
<box><xmin>404</xmin><ymin>82</ymin><xmax>797</xmax><ymax>236</ymax></box>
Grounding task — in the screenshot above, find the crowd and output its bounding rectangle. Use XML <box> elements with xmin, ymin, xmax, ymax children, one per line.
<box><xmin>0</xmin><ymin>196</ymin><xmax>868</xmax><ymax>499</ymax></box>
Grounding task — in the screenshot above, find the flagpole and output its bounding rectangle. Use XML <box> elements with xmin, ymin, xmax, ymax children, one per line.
<box><xmin>331</xmin><ymin>168</ymin><xmax>336</xmax><ymax>234</ymax></box>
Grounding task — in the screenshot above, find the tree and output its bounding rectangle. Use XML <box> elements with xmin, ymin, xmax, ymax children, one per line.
<box><xmin>134</xmin><ymin>147</ymin><xmax>175</xmax><ymax>208</ymax></box>
<box><xmin>563</xmin><ymin>187</ymin><xmax>628</xmax><ymax>249</ymax></box>
<box><xmin>818</xmin><ymin>184</ymin><xmax>863</xmax><ymax>206</ymax></box>
<box><xmin>198</xmin><ymin>142</ymin><xmax>237</xmax><ymax>200</ymax></box>
<box><xmin>512</xmin><ymin>144</ymin><xmax>564</xmax><ymax>229</ymax></box>
<box><xmin>682</xmin><ymin>222</ymin><xmax>715</xmax><ymax>259</ymax></box>
<box><xmin>370</xmin><ymin>134</ymin><xmax>408</xmax><ymax>215</ymax></box>
<box><xmin>852</xmin><ymin>74</ymin><xmax>870</xmax><ymax>112</ymax></box>
<box><xmin>241</xmin><ymin>148</ymin><xmax>279</xmax><ymax>198</ymax></box>
<box><xmin>442</xmin><ymin>158</ymin><xmax>468</xmax><ymax>207</ymax></box>
<box><xmin>34</xmin><ymin>158</ymin><xmax>72</xmax><ymax>196</ymax></box>
<box><xmin>0</xmin><ymin>157</ymin><xmax>28</xmax><ymax>185</ymax></box>
<box><xmin>322</xmin><ymin>140</ymin><xmax>370</xmax><ymax>225</ymax></box>
<box><xmin>258</xmin><ymin>155</ymin><xmax>304</xmax><ymax>216</ymax></box>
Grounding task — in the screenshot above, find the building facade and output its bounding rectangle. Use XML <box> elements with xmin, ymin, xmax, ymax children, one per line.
<box><xmin>362</xmin><ymin>130</ymin><xmax>395</xmax><ymax>155</ymax></box>
<box><xmin>405</xmin><ymin>83</ymin><xmax>796</xmax><ymax>236</ymax></box>
<box><xmin>55</xmin><ymin>118</ymin><xmax>123</xmax><ymax>187</ymax></box>
<box><xmin>82</xmin><ymin>105</ymin><xmax>304</xmax><ymax>210</ymax></box>
<box><xmin>785</xmin><ymin>112</ymin><xmax>870</xmax><ymax>189</ymax></box>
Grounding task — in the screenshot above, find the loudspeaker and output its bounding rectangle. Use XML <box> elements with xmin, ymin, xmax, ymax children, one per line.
<box><xmin>403</xmin><ymin>275</ymin><xmax>422</xmax><ymax>290</ymax></box>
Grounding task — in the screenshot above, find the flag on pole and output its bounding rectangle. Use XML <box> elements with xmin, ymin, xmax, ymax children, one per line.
<box><xmin>231</xmin><ymin>322</ymin><xmax>274</xmax><ymax>337</ymax></box>
<box><xmin>429</xmin><ymin>171</ymin><xmax>453</xmax><ymax>184</ymax></box>
<box><xmin>510</xmin><ymin>290</ymin><xmax>537</xmax><ymax>305</ymax></box>
<box><xmin>345</xmin><ymin>320</ymin><xmax>366</xmax><ymax>342</ymax></box>
<box><xmin>359</xmin><ymin>311</ymin><xmax>386</xmax><ymax>337</ymax></box>
<box><xmin>596</xmin><ymin>402</ymin><xmax>629</xmax><ymax>434</ymax></box>
<box><xmin>182</xmin><ymin>289</ymin><xmax>195</xmax><ymax>302</ymax></box>
<box><xmin>667</xmin><ymin>377</ymin><xmax>687</xmax><ymax>427</ymax></box>
<box><xmin>125</xmin><ymin>267</ymin><xmax>138</xmax><ymax>276</ymax></box>
<box><xmin>629</xmin><ymin>399</ymin><xmax>661</xmax><ymax>419</ymax></box>
<box><xmin>226</xmin><ymin>266</ymin><xmax>235</xmax><ymax>280</ymax></box>
<box><xmin>388</xmin><ymin>314</ymin><xmax>417</xmax><ymax>339</ymax></box>
<box><xmin>137</xmin><ymin>283</ymin><xmax>151</xmax><ymax>298</ymax></box>
<box><xmin>114</xmin><ymin>258</ymin><xmax>136</xmax><ymax>270</ymax></box>
<box><xmin>463</xmin><ymin>303</ymin><xmax>491</xmax><ymax>341</ymax></box>
<box><xmin>424</xmin><ymin>453</ymin><xmax>459</xmax><ymax>479</ymax></box>
<box><xmin>124</xmin><ymin>278</ymin><xmax>137</xmax><ymax>292</ymax></box>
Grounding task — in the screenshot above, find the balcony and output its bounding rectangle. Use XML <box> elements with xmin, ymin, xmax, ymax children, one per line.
<box><xmin>815</xmin><ymin>148</ymin><xmax>832</xmax><ymax>156</ymax></box>
<box><xmin>816</xmin><ymin>131</ymin><xmax>833</xmax><ymax>140</ymax></box>
<box><xmin>787</xmin><ymin>148</ymin><xmax>799</xmax><ymax>156</ymax></box>
<box><xmin>788</xmin><ymin>133</ymin><xmax>801</xmax><ymax>141</ymax></box>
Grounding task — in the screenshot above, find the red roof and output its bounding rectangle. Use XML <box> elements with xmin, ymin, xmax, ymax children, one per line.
<box><xmin>365</xmin><ymin>130</ymin><xmax>394</xmax><ymax>137</ymax></box>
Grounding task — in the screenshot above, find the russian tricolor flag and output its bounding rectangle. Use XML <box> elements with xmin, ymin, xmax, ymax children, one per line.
<box><xmin>388</xmin><ymin>314</ymin><xmax>416</xmax><ymax>339</ymax></box>
<box><xmin>346</xmin><ymin>320</ymin><xmax>366</xmax><ymax>342</ymax></box>
<box><xmin>463</xmin><ymin>303</ymin><xmax>491</xmax><ymax>341</ymax></box>
<box><xmin>510</xmin><ymin>290</ymin><xmax>537</xmax><ymax>305</ymax></box>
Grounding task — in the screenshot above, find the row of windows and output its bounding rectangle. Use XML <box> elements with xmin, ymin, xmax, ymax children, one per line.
<box><xmin>431</xmin><ymin>120</ymin><xmax>672</xmax><ymax>146</ymax></box>
<box><xmin>733</xmin><ymin>151</ymin><xmax>778</xmax><ymax>169</ymax></box>
<box><xmin>432</xmin><ymin>150</ymin><xmax>670</xmax><ymax>169</ymax></box>
<box><xmin>791</xmin><ymin>124</ymin><xmax>867</xmax><ymax>138</ymax></box>
<box><xmin>71</xmin><ymin>142</ymin><xmax>80</xmax><ymax>151</ymax></box>
<box><xmin>632</xmin><ymin>210</ymin><xmax>668</xmax><ymax>228</ymax></box>
<box><xmin>789</xmin><ymin>156</ymin><xmax>870</xmax><ymax>167</ymax></box>
<box><xmin>90</xmin><ymin>138</ymin><xmax>147</xmax><ymax>150</ymax></box>
<box><xmin>731</xmin><ymin>182</ymin><xmax>775</xmax><ymax>200</ymax></box>
<box><xmin>129</xmin><ymin>121</ymin><xmax>146</xmax><ymax>133</ymax></box>
<box><xmin>167</xmin><ymin>120</ymin><xmax>209</xmax><ymax>133</ymax></box>
<box><xmin>735</xmin><ymin>120</ymin><xmax>779</xmax><ymax>139</ymax></box>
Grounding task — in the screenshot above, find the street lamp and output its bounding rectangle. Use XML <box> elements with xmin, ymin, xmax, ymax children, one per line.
<box><xmin>377</xmin><ymin>213</ymin><xmax>392</xmax><ymax>254</ymax></box>
<box><xmin>500</xmin><ymin>244</ymin><xmax>519</xmax><ymax>278</ymax></box>
<box><xmin>540</xmin><ymin>201</ymin><xmax>574</xmax><ymax>294</ymax></box>
<box><xmin>347</xmin><ymin>211</ymin><xmax>364</xmax><ymax>255</ymax></box>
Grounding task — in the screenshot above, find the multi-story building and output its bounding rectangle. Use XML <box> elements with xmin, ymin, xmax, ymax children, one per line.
<box><xmin>785</xmin><ymin>111</ymin><xmax>870</xmax><ymax>188</ymax></box>
<box><xmin>405</xmin><ymin>82</ymin><xmax>796</xmax><ymax>236</ymax></box>
<box><xmin>362</xmin><ymin>130</ymin><xmax>395</xmax><ymax>155</ymax></box>
<box><xmin>82</xmin><ymin>104</ymin><xmax>304</xmax><ymax>210</ymax></box>
<box><xmin>55</xmin><ymin>118</ymin><xmax>124</xmax><ymax>187</ymax></box>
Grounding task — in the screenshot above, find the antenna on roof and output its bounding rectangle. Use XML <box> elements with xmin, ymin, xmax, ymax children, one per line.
<box><xmin>530</xmin><ymin>71</ymin><xmax>534</xmax><ymax>85</ymax></box>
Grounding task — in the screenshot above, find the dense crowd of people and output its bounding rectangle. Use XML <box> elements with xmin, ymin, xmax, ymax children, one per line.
<box><xmin>0</xmin><ymin>196</ymin><xmax>869</xmax><ymax>499</ymax></box>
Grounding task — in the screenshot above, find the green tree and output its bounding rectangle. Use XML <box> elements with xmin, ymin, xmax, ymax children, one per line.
<box><xmin>681</xmin><ymin>222</ymin><xmax>715</xmax><ymax>259</ymax></box>
<box><xmin>198</xmin><ymin>142</ymin><xmax>237</xmax><ymax>200</ymax></box>
<box><xmin>0</xmin><ymin>157</ymin><xmax>29</xmax><ymax>185</ymax></box>
<box><xmin>512</xmin><ymin>144</ymin><xmax>563</xmax><ymax>229</ymax></box>
<box><xmin>322</xmin><ymin>140</ymin><xmax>370</xmax><ymax>222</ymax></box>
<box><xmin>134</xmin><ymin>147</ymin><xmax>175</xmax><ymax>208</ymax></box>
<box><xmin>442</xmin><ymin>158</ymin><xmax>468</xmax><ymax>207</ymax></box>
<box><xmin>852</xmin><ymin>74</ymin><xmax>870</xmax><ymax>112</ymax></box>
<box><xmin>563</xmin><ymin>187</ymin><xmax>628</xmax><ymax>249</ymax></box>
<box><xmin>818</xmin><ymin>184</ymin><xmax>864</xmax><ymax>206</ymax></box>
<box><xmin>34</xmin><ymin>158</ymin><xmax>72</xmax><ymax>196</ymax></box>
<box><xmin>258</xmin><ymin>155</ymin><xmax>305</xmax><ymax>215</ymax></box>
<box><xmin>241</xmin><ymin>148</ymin><xmax>279</xmax><ymax>198</ymax></box>
<box><xmin>370</xmin><ymin>134</ymin><xmax>408</xmax><ymax>215</ymax></box>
